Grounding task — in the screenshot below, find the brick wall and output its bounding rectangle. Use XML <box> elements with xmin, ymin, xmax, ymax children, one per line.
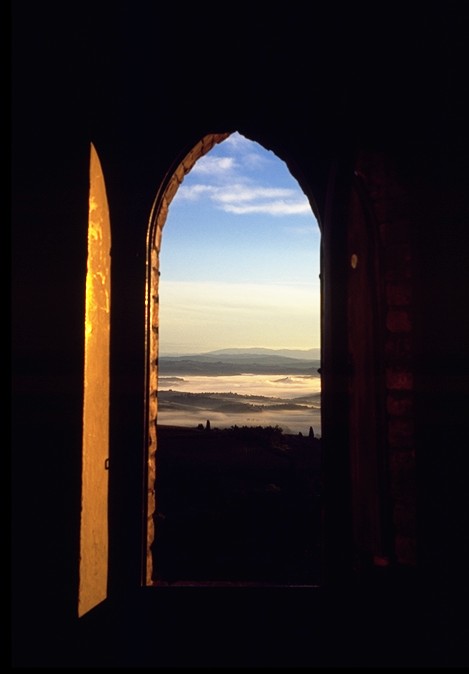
<box><xmin>355</xmin><ymin>153</ymin><xmax>417</xmax><ymax>566</ymax></box>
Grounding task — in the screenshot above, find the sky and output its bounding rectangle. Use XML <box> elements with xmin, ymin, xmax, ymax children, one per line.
<box><xmin>158</xmin><ymin>132</ymin><xmax>321</xmax><ymax>355</ymax></box>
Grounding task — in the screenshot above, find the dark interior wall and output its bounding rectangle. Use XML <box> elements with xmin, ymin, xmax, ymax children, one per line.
<box><xmin>412</xmin><ymin>150</ymin><xmax>469</xmax><ymax>616</ymax></box>
<box><xmin>12</xmin><ymin>2</ymin><xmax>469</xmax><ymax>667</ymax></box>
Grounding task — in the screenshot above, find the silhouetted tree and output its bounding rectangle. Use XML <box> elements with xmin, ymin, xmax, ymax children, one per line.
<box><xmin>309</xmin><ymin>426</ymin><xmax>315</xmax><ymax>438</ymax></box>
<box><xmin>205</xmin><ymin>419</ymin><xmax>211</xmax><ymax>432</ymax></box>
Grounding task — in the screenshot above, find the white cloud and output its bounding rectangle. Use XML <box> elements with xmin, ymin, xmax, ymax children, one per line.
<box><xmin>212</xmin><ymin>185</ymin><xmax>294</xmax><ymax>204</ymax></box>
<box><xmin>243</xmin><ymin>151</ymin><xmax>268</xmax><ymax>169</ymax></box>
<box><xmin>191</xmin><ymin>155</ymin><xmax>236</xmax><ymax>175</ymax></box>
<box><xmin>174</xmin><ymin>133</ymin><xmax>314</xmax><ymax>219</ymax></box>
<box><xmin>176</xmin><ymin>182</ymin><xmax>311</xmax><ymax>216</ymax></box>
<box><xmin>224</xmin><ymin>199</ymin><xmax>311</xmax><ymax>215</ymax></box>
<box><xmin>177</xmin><ymin>184</ymin><xmax>215</xmax><ymax>200</ymax></box>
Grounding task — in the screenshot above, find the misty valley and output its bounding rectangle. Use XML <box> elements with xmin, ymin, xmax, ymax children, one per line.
<box><xmin>157</xmin><ymin>348</ymin><xmax>321</xmax><ymax>436</ymax></box>
<box><xmin>152</xmin><ymin>349</ymin><xmax>322</xmax><ymax>585</ymax></box>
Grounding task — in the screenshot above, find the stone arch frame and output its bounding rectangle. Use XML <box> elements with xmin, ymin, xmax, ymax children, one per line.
<box><xmin>141</xmin><ymin>133</ymin><xmax>415</xmax><ymax>590</ymax></box>
<box><xmin>143</xmin><ymin>132</ymin><xmax>323</xmax><ymax>585</ymax></box>
<box><xmin>319</xmin><ymin>151</ymin><xmax>417</xmax><ymax>582</ymax></box>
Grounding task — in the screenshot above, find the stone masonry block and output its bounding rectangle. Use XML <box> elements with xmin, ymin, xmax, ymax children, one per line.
<box><xmin>387</xmin><ymin>393</ymin><xmax>413</xmax><ymax>417</ymax></box>
<box><xmin>384</xmin><ymin>244</ymin><xmax>412</xmax><ymax>281</ymax></box>
<box><xmin>386</xmin><ymin>281</ymin><xmax>412</xmax><ymax>306</ymax></box>
<box><xmin>386</xmin><ymin>368</ymin><xmax>414</xmax><ymax>390</ymax></box>
<box><xmin>386</xmin><ymin>309</ymin><xmax>412</xmax><ymax>333</ymax></box>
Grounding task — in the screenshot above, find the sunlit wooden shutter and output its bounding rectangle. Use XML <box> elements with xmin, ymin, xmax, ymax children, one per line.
<box><xmin>78</xmin><ymin>143</ymin><xmax>111</xmax><ymax>617</ymax></box>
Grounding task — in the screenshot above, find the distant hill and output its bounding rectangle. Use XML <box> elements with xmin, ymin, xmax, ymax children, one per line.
<box><xmin>158</xmin><ymin>348</ymin><xmax>320</xmax><ymax>376</ymax></box>
<box><xmin>199</xmin><ymin>347</ymin><xmax>320</xmax><ymax>360</ymax></box>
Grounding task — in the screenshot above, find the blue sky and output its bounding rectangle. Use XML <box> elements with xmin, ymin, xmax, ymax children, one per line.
<box><xmin>158</xmin><ymin>132</ymin><xmax>321</xmax><ymax>355</ymax></box>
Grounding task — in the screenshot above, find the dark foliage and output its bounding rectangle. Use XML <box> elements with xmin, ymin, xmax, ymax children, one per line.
<box><xmin>152</xmin><ymin>425</ymin><xmax>322</xmax><ymax>585</ymax></box>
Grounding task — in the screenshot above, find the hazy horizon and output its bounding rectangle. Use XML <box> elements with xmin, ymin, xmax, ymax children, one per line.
<box><xmin>159</xmin><ymin>345</ymin><xmax>321</xmax><ymax>358</ymax></box>
<box><xmin>157</xmin><ymin>349</ymin><xmax>322</xmax><ymax>435</ymax></box>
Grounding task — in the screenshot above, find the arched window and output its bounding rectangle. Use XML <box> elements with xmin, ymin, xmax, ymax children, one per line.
<box><xmin>144</xmin><ymin>133</ymin><xmax>322</xmax><ymax>586</ymax></box>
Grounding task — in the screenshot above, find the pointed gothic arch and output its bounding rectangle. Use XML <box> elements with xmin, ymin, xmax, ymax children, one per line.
<box><xmin>143</xmin><ymin>132</ymin><xmax>322</xmax><ymax>586</ymax></box>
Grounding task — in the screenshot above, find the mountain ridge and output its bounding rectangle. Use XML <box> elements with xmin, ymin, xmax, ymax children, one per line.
<box><xmin>160</xmin><ymin>347</ymin><xmax>320</xmax><ymax>360</ymax></box>
<box><xmin>158</xmin><ymin>349</ymin><xmax>320</xmax><ymax>376</ymax></box>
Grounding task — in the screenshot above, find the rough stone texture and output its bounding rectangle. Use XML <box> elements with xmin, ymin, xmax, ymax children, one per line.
<box><xmin>386</xmin><ymin>309</ymin><xmax>412</xmax><ymax>333</ymax></box>
<box><xmin>384</xmin><ymin>244</ymin><xmax>412</xmax><ymax>281</ymax></box>
<box><xmin>388</xmin><ymin>419</ymin><xmax>415</xmax><ymax>449</ymax></box>
<box><xmin>145</xmin><ymin>134</ymin><xmax>230</xmax><ymax>583</ymax></box>
<box><xmin>386</xmin><ymin>393</ymin><xmax>413</xmax><ymax>417</ymax></box>
<box><xmin>385</xmin><ymin>335</ymin><xmax>412</xmax><ymax>361</ymax></box>
<box><xmin>386</xmin><ymin>368</ymin><xmax>414</xmax><ymax>391</ymax></box>
<box><xmin>386</xmin><ymin>281</ymin><xmax>412</xmax><ymax>306</ymax></box>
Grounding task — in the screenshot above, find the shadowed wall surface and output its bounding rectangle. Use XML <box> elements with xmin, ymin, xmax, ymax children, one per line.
<box><xmin>12</xmin><ymin>2</ymin><xmax>469</xmax><ymax>667</ymax></box>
